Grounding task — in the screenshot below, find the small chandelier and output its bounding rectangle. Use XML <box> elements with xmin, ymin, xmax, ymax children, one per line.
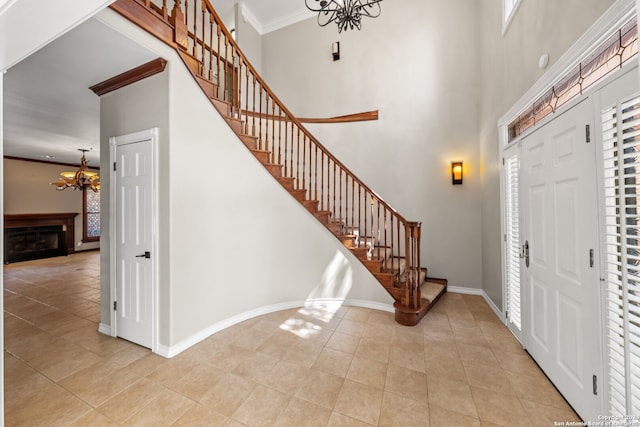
<box><xmin>305</xmin><ymin>0</ymin><xmax>382</xmax><ymax>33</ymax></box>
<box><xmin>51</xmin><ymin>149</ymin><xmax>100</xmax><ymax>192</ymax></box>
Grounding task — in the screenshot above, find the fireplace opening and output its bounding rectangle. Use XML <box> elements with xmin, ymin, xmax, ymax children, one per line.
<box><xmin>4</xmin><ymin>226</ymin><xmax>67</xmax><ymax>263</ymax></box>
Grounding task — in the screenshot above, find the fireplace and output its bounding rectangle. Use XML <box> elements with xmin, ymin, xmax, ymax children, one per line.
<box><xmin>5</xmin><ymin>226</ymin><xmax>66</xmax><ymax>263</ymax></box>
<box><xmin>4</xmin><ymin>213</ymin><xmax>78</xmax><ymax>264</ymax></box>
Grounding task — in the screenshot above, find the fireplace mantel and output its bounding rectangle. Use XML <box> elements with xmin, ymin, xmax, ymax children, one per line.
<box><xmin>4</xmin><ymin>213</ymin><xmax>78</xmax><ymax>254</ymax></box>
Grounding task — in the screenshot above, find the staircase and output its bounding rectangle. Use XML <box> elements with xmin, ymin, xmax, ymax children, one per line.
<box><xmin>111</xmin><ymin>0</ymin><xmax>447</xmax><ymax>326</ymax></box>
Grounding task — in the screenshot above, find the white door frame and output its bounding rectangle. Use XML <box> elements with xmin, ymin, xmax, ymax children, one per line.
<box><xmin>109</xmin><ymin>127</ymin><xmax>159</xmax><ymax>353</ymax></box>
<box><xmin>499</xmin><ymin>0</ymin><xmax>636</xmax><ymax>326</ymax></box>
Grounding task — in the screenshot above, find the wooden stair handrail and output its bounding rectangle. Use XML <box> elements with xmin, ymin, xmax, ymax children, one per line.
<box><xmin>180</xmin><ymin>0</ymin><xmax>411</xmax><ymax>225</ymax></box>
<box><xmin>112</xmin><ymin>0</ymin><xmax>427</xmax><ymax>313</ymax></box>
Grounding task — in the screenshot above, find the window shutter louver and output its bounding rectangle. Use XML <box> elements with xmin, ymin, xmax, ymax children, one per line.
<box><xmin>505</xmin><ymin>154</ymin><xmax>522</xmax><ymax>331</ymax></box>
<box><xmin>603</xmin><ymin>93</ymin><xmax>640</xmax><ymax>416</ymax></box>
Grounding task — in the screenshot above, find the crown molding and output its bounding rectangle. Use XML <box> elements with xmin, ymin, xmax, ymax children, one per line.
<box><xmin>262</xmin><ymin>9</ymin><xmax>314</xmax><ymax>34</ymax></box>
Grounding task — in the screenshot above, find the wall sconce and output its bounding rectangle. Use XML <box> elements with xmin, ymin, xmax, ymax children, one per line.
<box><xmin>451</xmin><ymin>161</ymin><xmax>463</xmax><ymax>185</ymax></box>
<box><xmin>332</xmin><ymin>41</ymin><xmax>340</xmax><ymax>61</ymax></box>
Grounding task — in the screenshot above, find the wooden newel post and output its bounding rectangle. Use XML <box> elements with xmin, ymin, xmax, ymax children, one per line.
<box><xmin>171</xmin><ymin>0</ymin><xmax>189</xmax><ymax>51</ymax></box>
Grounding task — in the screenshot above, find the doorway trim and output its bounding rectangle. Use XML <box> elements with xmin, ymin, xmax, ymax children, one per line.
<box><xmin>108</xmin><ymin>127</ymin><xmax>159</xmax><ymax>353</ymax></box>
<box><xmin>499</xmin><ymin>0</ymin><xmax>637</xmax><ymax>323</ymax></box>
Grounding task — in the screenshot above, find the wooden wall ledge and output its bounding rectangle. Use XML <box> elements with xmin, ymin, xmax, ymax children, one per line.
<box><xmin>90</xmin><ymin>57</ymin><xmax>167</xmax><ymax>96</ymax></box>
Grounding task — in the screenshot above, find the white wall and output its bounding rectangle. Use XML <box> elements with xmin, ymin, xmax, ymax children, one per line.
<box><xmin>235</xmin><ymin>4</ymin><xmax>262</xmax><ymax>73</ymax></box>
<box><xmin>99</xmin><ymin>69</ymin><xmax>170</xmax><ymax>335</ymax></box>
<box><xmin>262</xmin><ymin>0</ymin><xmax>483</xmax><ymax>289</ymax></box>
<box><xmin>0</xmin><ymin>0</ymin><xmax>114</xmax><ymax>69</ymax></box>
<box><xmin>97</xmin><ymin>8</ymin><xmax>392</xmax><ymax>351</ymax></box>
<box><xmin>3</xmin><ymin>158</ymin><xmax>100</xmax><ymax>252</ymax></box>
<box><xmin>478</xmin><ymin>0</ymin><xmax>616</xmax><ymax>309</ymax></box>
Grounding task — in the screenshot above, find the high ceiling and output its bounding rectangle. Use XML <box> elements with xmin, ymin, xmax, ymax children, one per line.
<box><xmin>2</xmin><ymin>0</ymin><xmax>308</xmax><ymax>167</ymax></box>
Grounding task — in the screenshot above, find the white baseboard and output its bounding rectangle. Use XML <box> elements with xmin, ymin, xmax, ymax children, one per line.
<box><xmin>155</xmin><ymin>298</ymin><xmax>395</xmax><ymax>358</ymax></box>
<box><xmin>482</xmin><ymin>291</ymin><xmax>506</xmax><ymax>324</ymax></box>
<box><xmin>447</xmin><ymin>286</ymin><xmax>482</xmax><ymax>295</ymax></box>
<box><xmin>446</xmin><ymin>286</ymin><xmax>507</xmax><ymax>325</ymax></box>
<box><xmin>98</xmin><ymin>323</ymin><xmax>111</xmax><ymax>336</ymax></box>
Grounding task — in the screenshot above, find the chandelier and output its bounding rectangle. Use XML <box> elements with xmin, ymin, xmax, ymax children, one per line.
<box><xmin>305</xmin><ymin>0</ymin><xmax>382</xmax><ymax>33</ymax></box>
<box><xmin>50</xmin><ymin>149</ymin><xmax>100</xmax><ymax>192</ymax></box>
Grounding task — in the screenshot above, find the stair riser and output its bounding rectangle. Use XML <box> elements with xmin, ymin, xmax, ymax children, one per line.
<box><xmin>226</xmin><ymin>118</ymin><xmax>244</xmax><ymax>133</ymax></box>
<box><xmin>362</xmin><ymin>259</ymin><xmax>383</xmax><ymax>273</ymax></box>
<box><xmin>290</xmin><ymin>189</ymin><xmax>307</xmax><ymax>202</ymax></box>
<box><xmin>211</xmin><ymin>98</ymin><xmax>231</xmax><ymax>116</ymax></box>
<box><xmin>240</xmin><ymin>135</ymin><xmax>257</xmax><ymax>150</ymax></box>
<box><xmin>374</xmin><ymin>273</ymin><xmax>395</xmax><ymax>287</ymax></box>
<box><xmin>302</xmin><ymin>200</ymin><xmax>319</xmax><ymax>211</ymax></box>
<box><xmin>252</xmin><ymin>151</ymin><xmax>270</xmax><ymax>163</ymax></box>
<box><xmin>314</xmin><ymin>212</ymin><xmax>330</xmax><ymax>224</ymax></box>
<box><xmin>327</xmin><ymin>223</ymin><xmax>343</xmax><ymax>235</ymax></box>
<box><xmin>278</xmin><ymin>178</ymin><xmax>295</xmax><ymax>191</ymax></box>
<box><xmin>266</xmin><ymin>164</ymin><xmax>282</xmax><ymax>178</ymax></box>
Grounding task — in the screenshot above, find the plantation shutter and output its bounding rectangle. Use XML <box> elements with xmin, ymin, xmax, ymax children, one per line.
<box><xmin>602</xmin><ymin>93</ymin><xmax>640</xmax><ymax>415</ymax></box>
<box><xmin>504</xmin><ymin>153</ymin><xmax>522</xmax><ymax>332</ymax></box>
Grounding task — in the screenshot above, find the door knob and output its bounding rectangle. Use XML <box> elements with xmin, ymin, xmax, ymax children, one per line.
<box><xmin>136</xmin><ymin>251</ymin><xmax>151</xmax><ymax>259</ymax></box>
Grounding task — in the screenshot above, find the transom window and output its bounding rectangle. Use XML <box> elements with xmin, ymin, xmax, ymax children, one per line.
<box><xmin>503</xmin><ymin>0</ymin><xmax>522</xmax><ymax>34</ymax></box>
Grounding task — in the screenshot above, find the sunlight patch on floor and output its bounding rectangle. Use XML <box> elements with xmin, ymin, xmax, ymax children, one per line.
<box><xmin>279</xmin><ymin>250</ymin><xmax>353</xmax><ymax>339</ymax></box>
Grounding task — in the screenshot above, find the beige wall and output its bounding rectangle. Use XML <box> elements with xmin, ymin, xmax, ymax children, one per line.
<box><xmin>262</xmin><ymin>0</ymin><xmax>483</xmax><ymax>289</ymax></box>
<box><xmin>3</xmin><ymin>157</ymin><xmax>100</xmax><ymax>252</ymax></box>
<box><xmin>478</xmin><ymin>0</ymin><xmax>616</xmax><ymax>309</ymax></box>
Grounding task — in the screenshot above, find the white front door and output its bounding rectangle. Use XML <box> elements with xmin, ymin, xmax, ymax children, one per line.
<box><xmin>520</xmin><ymin>99</ymin><xmax>602</xmax><ymax>420</ymax></box>
<box><xmin>111</xmin><ymin>129</ymin><xmax>157</xmax><ymax>349</ymax></box>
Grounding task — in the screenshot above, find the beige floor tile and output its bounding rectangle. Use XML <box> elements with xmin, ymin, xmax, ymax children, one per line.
<box><xmin>336</xmin><ymin>318</ymin><xmax>368</xmax><ymax>336</ymax></box>
<box><xmin>232</xmin><ymin>349</ymin><xmax>280</xmax><ymax>381</ymax></box>
<box><xmin>334</xmin><ymin>379</ymin><xmax>384</xmax><ymax>425</ymax></box>
<box><xmin>457</xmin><ymin>342</ymin><xmax>500</xmax><ymax>368</ymax></box>
<box><xmin>506</xmin><ymin>371</ymin><xmax>569</xmax><ymax>409</ymax></box>
<box><xmin>389</xmin><ymin>345</ymin><xmax>426</xmax><ymax>373</ymax></box>
<box><xmin>232</xmin><ymin>385</ymin><xmax>291</xmax><ymax>426</ymax></box>
<box><xmin>427</xmin><ymin>374</ymin><xmax>478</xmax><ymax>418</ymax></box>
<box><xmin>97</xmin><ymin>378</ymin><xmax>167</xmax><ymax>423</ymax></box>
<box><xmin>59</xmin><ymin>361</ymin><xmax>142</xmax><ymax>407</ymax></box>
<box><xmin>121</xmin><ymin>387</ymin><xmax>195</xmax><ymax>426</ymax></box>
<box><xmin>69</xmin><ymin>409</ymin><xmax>120</xmax><ymax>426</ymax></box>
<box><xmin>326</xmin><ymin>331</ymin><xmax>361</xmax><ymax>354</ymax></box>
<box><xmin>471</xmin><ymin>386</ymin><xmax>533</xmax><ymax>426</ymax></box>
<box><xmin>493</xmin><ymin>349</ymin><xmax>541</xmax><ymax>377</ymax></box>
<box><xmin>355</xmin><ymin>337</ymin><xmax>391</xmax><ymax>363</ymax></box>
<box><xmin>200</xmin><ymin>373</ymin><xmax>258</xmax><ymax>416</ymax></box>
<box><xmin>258</xmin><ymin>359</ymin><xmax>309</xmax><ymax>395</ymax></box>
<box><xmin>385</xmin><ymin>364</ymin><xmax>428</xmax><ymax>402</ymax></box>
<box><xmin>295</xmin><ymin>369</ymin><xmax>345</xmax><ymax>409</ymax></box>
<box><xmin>282</xmin><ymin>341</ymin><xmax>323</xmax><ymax>367</ymax></box>
<box><xmin>327</xmin><ymin>412</ymin><xmax>374</xmax><ymax>426</ymax></box>
<box><xmin>346</xmin><ymin>355</ymin><xmax>388</xmax><ymax>389</ymax></box>
<box><xmin>452</xmin><ymin>325</ymin><xmax>490</xmax><ymax>347</ymax></box>
<box><xmin>463</xmin><ymin>361</ymin><xmax>514</xmax><ymax>394</ymax></box>
<box><xmin>429</xmin><ymin>405</ymin><xmax>480</xmax><ymax>427</ymax></box>
<box><xmin>173</xmin><ymin>403</ymin><xmax>228</xmax><ymax>426</ymax></box>
<box><xmin>425</xmin><ymin>353</ymin><xmax>467</xmax><ymax>383</ymax></box>
<box><xmin>379</xmin><ymin>391</ymin><xmax>430</xmax><ymax>426</ymax></box>
<box><xmin>273</xmin><ymin>397</ymin><xmax>332</xmax><ymax>426</ymax></box>
<box><xmin>520</xmin><ymin>399</ymin><xmax>581</xmax><ymax>425</ymax></box>
<box><xmin>171</xmin><ymin>363</ymin><xmax>227</xmax><ymax>401</ymax></box>
<box><xmin>4</xmin><ymin>253</ymin><xmax>577</xmax><ymax>427</ymax></box>
<box><xmin>5</xmin><ymin>380</ymin><xmax>92</xmax><ymax>426</ymax></box>
<box><xmin>312</xmin><ymin>347</ymin><xmax>354</xmax><ymax>378</ymax></box>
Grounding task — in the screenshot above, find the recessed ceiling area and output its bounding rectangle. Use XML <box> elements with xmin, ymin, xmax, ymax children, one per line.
<box><xmin>3</xmin><ymin>17</ymin><xmax>157</xmax><ymax>166</ymax></box>
<box><xmin>2</xmin><ymin>1</ymin><xmax>309</xmax><ymax>167</ymax></box>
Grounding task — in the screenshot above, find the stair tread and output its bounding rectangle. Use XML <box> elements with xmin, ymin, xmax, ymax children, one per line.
<box><xmin>421</xmin><ymin>281</ymin><xmax>446</xmax><ymax>302</ymax></box>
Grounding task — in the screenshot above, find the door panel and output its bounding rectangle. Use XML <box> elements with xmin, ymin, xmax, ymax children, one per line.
<box><xmin>520</xmin><ymin>99</ymin><xmax>601</xmax><ymax>420</ymax></box>
<box><xmin>115</xmin><ymin>138</ymin><xmax>153</xmax><ymax>349</ymax></box>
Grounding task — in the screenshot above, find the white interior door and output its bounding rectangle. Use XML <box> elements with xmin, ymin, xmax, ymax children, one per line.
<box><xmin>520</xmin><ymin>99</ymin><xmax>602</xmax><ymax>420</ymax></box>
<box><xmin>111</xmin><ymin>129</ymin><xmax>157</xmax><ymax>349</ymax></box>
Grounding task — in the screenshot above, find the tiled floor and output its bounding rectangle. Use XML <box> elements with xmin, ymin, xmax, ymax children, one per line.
<box><xmin>3</xmin><ymin>251</ymin><xmax>581</xmax><ymax>426</ymax></box>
